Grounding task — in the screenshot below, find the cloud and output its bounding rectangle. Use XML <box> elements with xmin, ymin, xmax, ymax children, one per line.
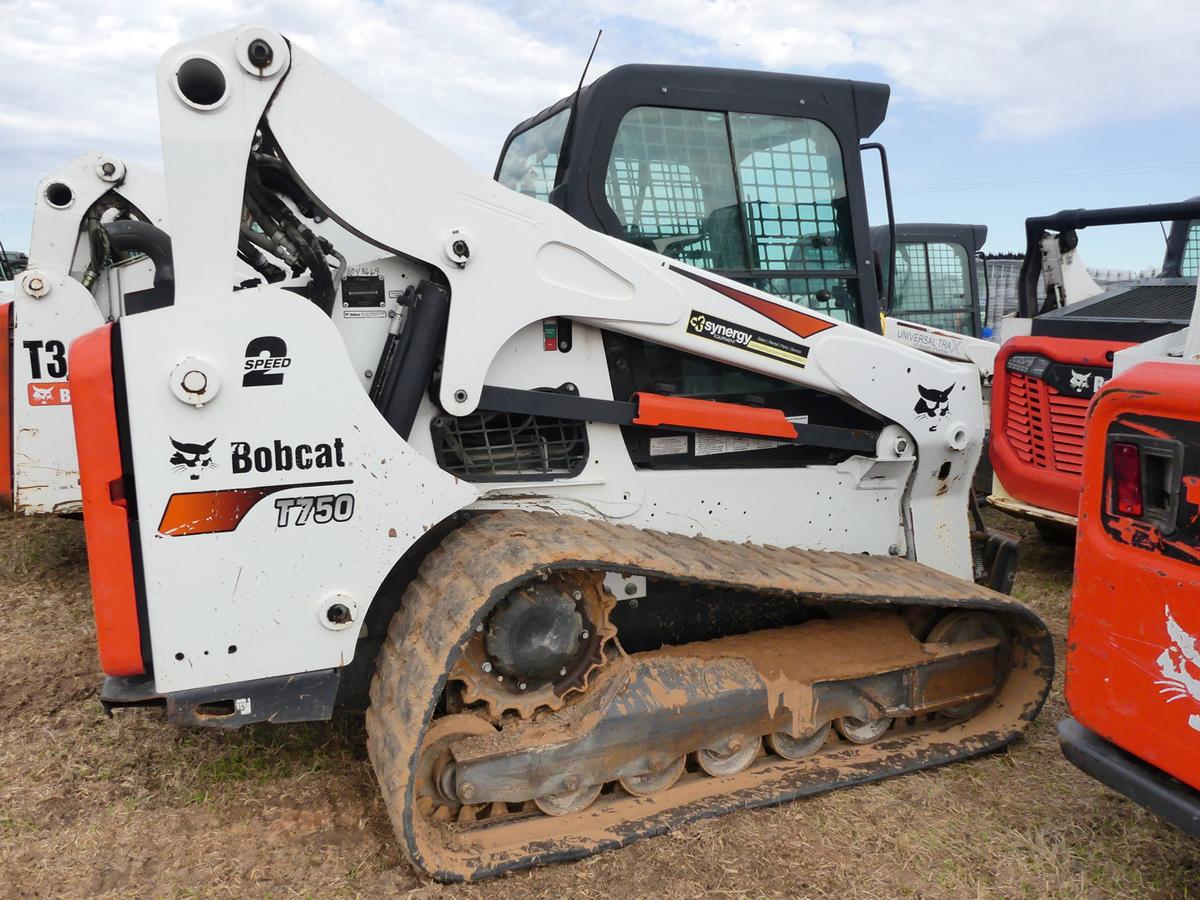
<box><xmin>0</xmin><ymin>0</ymin><xmax>587</xmax><ymax>242</ymax></box>
<box><xmin>589</xmin><ymin>0</ymin><xmax>1200</xmax><ymax>138</ymax></box>
<box><xmin>1</xmin><ymin>0</ymin><xmax>1196</xmax><ymax>249</ymax></box>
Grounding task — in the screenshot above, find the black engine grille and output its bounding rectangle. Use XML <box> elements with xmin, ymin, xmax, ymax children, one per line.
<box><xmin>1060</xmin><ymin>284</ymin><xmax>1196</xmax><ymax>321</ymax></box>
<box><xmin>432</xmin><ymin>410</ymin><xmax>588</xmax><ymax>482</ymax></box>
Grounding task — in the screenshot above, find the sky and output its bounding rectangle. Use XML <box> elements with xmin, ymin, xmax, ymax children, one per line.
<box><xmin>2</xmin><ymin>0</ymin><xmax>1198</xmax><ymax>269</ymax></box>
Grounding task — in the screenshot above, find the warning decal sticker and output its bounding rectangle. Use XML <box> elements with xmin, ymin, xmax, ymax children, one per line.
<box><xmin>685</xmin><ymin>311</ymin><xmax>809</xmax><ymax>368</ymax></box>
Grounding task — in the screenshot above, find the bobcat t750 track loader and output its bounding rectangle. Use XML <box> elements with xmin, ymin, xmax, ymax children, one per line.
<box><xmin>70</xmin><ymin>27</ymin><xmax>1053</xmax><ymax>881</ymax></box>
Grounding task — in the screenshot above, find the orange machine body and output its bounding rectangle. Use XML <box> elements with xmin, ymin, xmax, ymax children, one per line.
<box><xmin>990</xmin><ymin>335</ymin><xmax>1134</xmax><ymax>518</ymax></box>
<box><xmin>1063</xmin><ymin>360</ymin><xmax>1200</xmax><ymax>830</ymax></box>
<box><xmin>68</xmin><ymin>324</ymin><xmax>146</xmax><ymax>676</ymax></box>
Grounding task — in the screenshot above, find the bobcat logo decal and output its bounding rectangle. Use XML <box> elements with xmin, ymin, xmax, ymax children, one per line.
<box><xmin>1156</xmin><ymin>605</ymin><xmax>1200</xmax><ymax>733</ymax></box>
<box><xmin>170</xmin><ymin>438</ymin><xmax>217</xmax><ymax>480</ymax></box>
<box><xmin>1069</xmin><ymin>370</ymin><xmax>1090</xmax><ymax>392</ymax></box>
<box><xmin>913</xmin><ymin>384</ymin><xmax>954</xmax><ymax>432</ymax></box>
<box><xmin>30</xmin><ymin>385</ymin><xmax>54</xmax><ymax>403</ymax></box>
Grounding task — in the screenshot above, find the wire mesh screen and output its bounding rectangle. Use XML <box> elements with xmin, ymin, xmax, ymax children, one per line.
<box><xmin>1184</xmin><ymin>222</ymin><xmax>1200</xmax><ymax>277</ymax></box>
<box><xmin>889</xmin><ymin>241</ymin><xmax>975</xmax><ymax>333</ymax></box>
<box><xmin>729</xmin><ymin>114</ymin><xmax>854</xmax><ymax>273</ymax></box>
<box><xmin>604</xmin><ymin>108</ymin><xmax>745</xmax><ymax>269</ymax></box>
<box><xmin>602</xmin><ymin>105</ymin><xmax>862</xmax><ymax>323</ymax></box>
<box><xmin>981</xmin><ymin>259</ymin><xmax>1030</xmax><ymax>340</ymax></box>
<box><xmin>432</xmin><ymin>410</ymin><xmax>588</xmax><ymax>482</ymax></box>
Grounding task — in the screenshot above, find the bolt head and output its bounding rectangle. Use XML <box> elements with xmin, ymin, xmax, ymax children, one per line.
<box><xmin>458</xmin><ymin>782</ymin><xmax>476</xmax><ymax>801</ymax></box>
<box><xmin>580</xmin><ymin>630</ymin><xmax>589</xmax><ymax>640</ymax></box>
<box><xmin>518</xmin><ymin>681</ymin><xmax>527</xmax><ymax>691</ymax></box>
<box><xmin>481</xmin><ymin>661</ymin><xmax>492</xmax><ymax>673</ymax></box>
<box><xmin>559</xmin><ymin>667</ymin><xmax>567</xmax><ymax>677</ymax></box>
<box><xmin>247</xmin><ymin>38</ymin><xmax>274</xmax><ymax>68</ymax></box>
<box><xmin>572</xmin><ymin>589</ymin><xmax>583</xmax><ymax>602</ymax></box>
<box><xmin>21</xmin><ymin>272</ymin><xmax>49</xmax><ymax>298</ymax></box>
<box><xmin>181</xmin><ymin>369</ymin><xmax>208</xmax><ymax>394</ymax></box>
<box><xmin>563</xmin><ymin>775</ymin><xmax>580</xmax><ymax>792</ymax></box>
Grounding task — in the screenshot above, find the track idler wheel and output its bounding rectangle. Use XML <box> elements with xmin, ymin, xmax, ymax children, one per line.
<box><xmin>766</xmin><ymin>721</ymin><xmax>831</xmax><ymax>760</ymax></box>
<box><xmin>533</xmin><ymin>780</ymin><xmax>603</xmax><ymax>816</ymax></box>
<box><xmin>696</xmin><ymin>734</ymin><xmax>760</xmax><ymax>776</ymax></box>
<box><xmin>413</xmin><ymin>714</ymin><xmax>497</xmax><ymax>823</ymax></box>
<box><xmin>619</xmin><ymin>755</ymin><xmax>687</xmax><ymax>797</ymax></box>
<box><xmin>925</xmin><ymin>610</ymin><xmax>1009</xmax><ymax>719</ymax></box>
<box><xmin>835</xmin><ymin>716</ymin><xmax>892</xmax><ymax>744</ymax></box>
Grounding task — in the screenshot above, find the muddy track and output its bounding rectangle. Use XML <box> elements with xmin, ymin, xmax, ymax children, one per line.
<box><xmin>366</xmin><ymin>510</ymin><xmax>1054</xmax><ymax>882</ymax></box>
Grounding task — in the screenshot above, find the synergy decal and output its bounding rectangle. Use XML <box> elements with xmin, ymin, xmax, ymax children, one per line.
<box><xmin>158</xmin><ymin>480</ymin><xmax>354</xmax><ymax>537</ymax></box>
<box><xmin>242</xmin><ymin>336</ymin><xmax>291</xmax><ymax>387</ymax></box>
<box><xmin>913</xmin><ymin>384</ymin><xmax>954</xmax><ymax>431</ymax></box>
<box><xmin>686</xmin><ymin>310</ymin><xmax>809</xmax><ymax>368</ymax></box>
<box><xmin>231</xmin><ymin>438</ymin><xmax>346</xmax><ymax>474</ymax></box>
<box><xmin>1156</xmin><ymin>605</ymin><xmax>1200</xmax><ymax>733</ymax></box>
<box><xmin>27</xmin><ymin>382</ymin><xmax>70</xmax><ymax>406</ymax></box>
<box><xmin>170</xmin><ymin>437</ymin><xmax>217</xmax><ymax>480</ymax></box>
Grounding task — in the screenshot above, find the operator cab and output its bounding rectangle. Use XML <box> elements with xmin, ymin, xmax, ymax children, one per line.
<box><xmin>496</xmin><ymin>64</ymin><xmax>890</xmax><ymax>332</ymax></box>
<box><xmin>871</xmin><ymin>224</ymin><xmax>989</xmax><ymax>338</ymax></box>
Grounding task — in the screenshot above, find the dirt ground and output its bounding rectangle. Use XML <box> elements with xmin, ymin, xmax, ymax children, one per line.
<box><xmin>0</xmin><ymin>511</ymin><xmax>1195</xmax><ymax>899</ymax></box>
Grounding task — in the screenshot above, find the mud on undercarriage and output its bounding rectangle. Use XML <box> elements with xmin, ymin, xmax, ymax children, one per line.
<box><xmin>366</xmin><ymin>510</ymin><xmax>1054</xmax><ymax>882</ymax></box>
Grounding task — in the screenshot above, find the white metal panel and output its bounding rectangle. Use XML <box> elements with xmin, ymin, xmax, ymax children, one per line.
<box><xmin>121</xmin><ymin>289</ymin><xmax>476</xmax><ymax>692</ymax></box>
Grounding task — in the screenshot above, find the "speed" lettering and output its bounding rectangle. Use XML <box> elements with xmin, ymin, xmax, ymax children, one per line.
<box><xmin>273</xmin><ymin>493</ymin><xmax>355</xmax><ymax>527</ymax></box>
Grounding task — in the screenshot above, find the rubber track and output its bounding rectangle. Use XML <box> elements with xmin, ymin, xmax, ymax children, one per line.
<box><xmin>366</xmin><ymin>510</ymin><xmax>1053</xmax><ymax>882</ymax></box>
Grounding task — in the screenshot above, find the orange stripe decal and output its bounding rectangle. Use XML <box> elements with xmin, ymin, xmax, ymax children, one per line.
<box><xmin>670</xmin><ymin>266</ymin><xmax>837</xmax><ymax>339</ymax></box>
<box><xmin>633</xmin><ymin>392</ymin><xmax>798</xmax><ymax>439</ymax></box>
<box><xmin>158</xmin><ymin>480</ymin><xmax>353</xmax><ymax>536</ymax></box>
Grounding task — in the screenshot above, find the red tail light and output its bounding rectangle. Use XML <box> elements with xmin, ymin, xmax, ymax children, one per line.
<box><xmin>1112</xmin><ymin>442</ymin><xmax>1143</xmax><ymax>517</ymax></box>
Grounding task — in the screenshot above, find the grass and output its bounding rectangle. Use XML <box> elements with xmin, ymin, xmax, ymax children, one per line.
<box><xmin>0</xmin><ymin>510</ymin><xmax>1194</xmax><ymax>898</ymax></box>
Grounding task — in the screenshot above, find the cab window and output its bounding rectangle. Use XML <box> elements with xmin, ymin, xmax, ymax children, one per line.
<box><xmin>1183</xmin><ymin>222</ymin><xmax>1200</xmax><ymax>277</ymax></box>
<box><xmin>604</xmin><ymin>106</ymin><xmax>860</xmax><ymax>324</ymax></box>
<box><xmin>890</xmin><ymin>241</ymin><xmax>976</xmax><ymax>334</ymax></box>
<box><xmin>604</xmin><ymin>108</ymin><xmax>745</xmax><ymax>269</ymax></box>
<box><xmin>498</xmin><ymin>108</ymin><xmax>570</xmax><ymax>202</ymax></box>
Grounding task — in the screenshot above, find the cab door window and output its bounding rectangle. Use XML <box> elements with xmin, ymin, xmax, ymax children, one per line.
<box><xmin>1183</xmin><ymin>222</ymin><xmax>1200</xmax><ymax>277</ymax></box>
<box><xmin>891</xmin><ymin>241</ymin><xmax>975</xmax><ymax>334</ymax></box>
<box><xmin>604</xmin><ymin>107</ymin><xmax>747</xmax><ymax>269</ymax></box>
<box><xmin>604</xmin><ymin>106</ymin><xmax>861</xmax><ymax>324</ymax></box>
